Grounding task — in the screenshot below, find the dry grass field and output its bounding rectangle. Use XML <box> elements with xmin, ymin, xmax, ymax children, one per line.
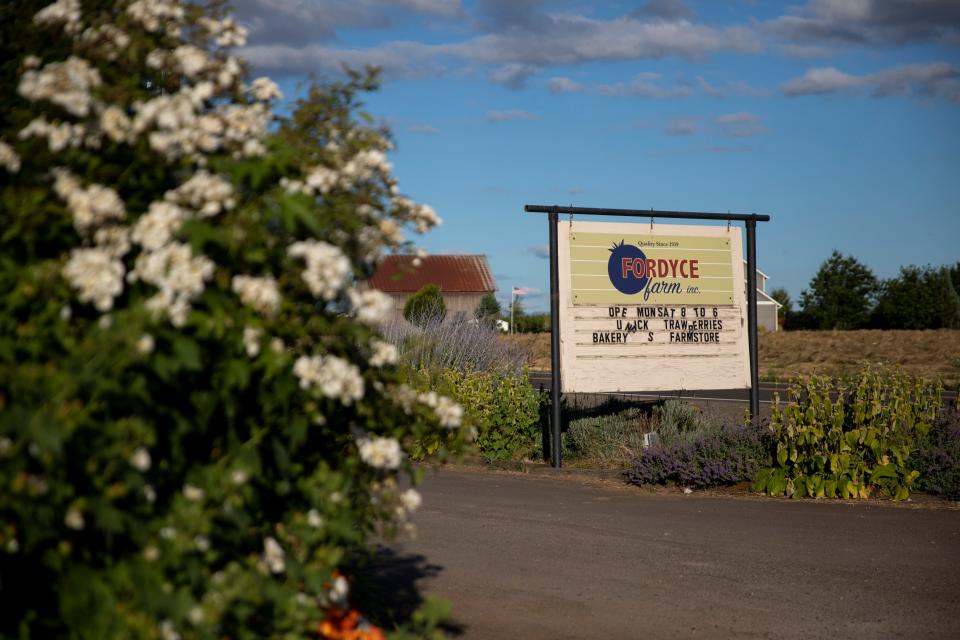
<box><xmin>504</xmin><ymin>330</ymin><xmax>960</xmax><ymax>387</ymax></box>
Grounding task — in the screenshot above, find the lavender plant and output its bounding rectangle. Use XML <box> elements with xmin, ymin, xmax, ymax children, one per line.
<box><xmin>627</xmin><ymin>422</ymin><xmax>771</xmax><ymax>488</ymax></box>
<box><xmin>912</xmin><ymin>408</ymin><xmax>960</xmax><ymax>500</ymax></box>
<box><xmin>381</xmin><ymin>315</ymin><xmax>527</xmax><ymax>376</ymax></box>
<box><xmin>0</xmin><ymin>1</ymin><xmax>466</xmax><ymax>637</ymax></box>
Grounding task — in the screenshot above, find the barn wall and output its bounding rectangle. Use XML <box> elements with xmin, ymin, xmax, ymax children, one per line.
<box><xmin>382</xmin><ymin>292</ymin><xmax>487</xmax><ymax>325</ymax></box>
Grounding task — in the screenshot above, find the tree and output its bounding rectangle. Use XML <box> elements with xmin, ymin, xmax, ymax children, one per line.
<box><xmin>0</xmin><ymin>2</ymin><xmax>464</xmax><ymax>637</ymax></box>
<box><xmin>474</xmin><ymin>292</ymin><xmax>500</xmax><ymax>327</ymax></box>
<box><xmin>769</xmin><ymin>287</ymin><xmax>793</xmax><ymax>329</ymax></box>
<box><xmin>403</xmin><ymin>284</ymin><xmax>446</xmax><ymax>326</ymax></box>
<box><xmin>798</xmin><ymin>251</ymin><xmax>879</xmax><ymax>330</ymax></box>
<box><xmin>872</xmin><ymin>265</ymin><xmax>960</xmax><ymax>329</ymax></box>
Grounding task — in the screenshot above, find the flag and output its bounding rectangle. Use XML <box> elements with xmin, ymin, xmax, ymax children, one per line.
<box><xmin>512</xmin><ymin>286</ymin><xmax>528</xmax><ymax>295</ymax></box>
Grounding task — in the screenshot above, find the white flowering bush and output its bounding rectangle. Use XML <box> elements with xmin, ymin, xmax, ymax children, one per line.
<box><xmin>0</xmin><ymin>1</ymin><xmax>466</xmax><ymax>638</ymax></box>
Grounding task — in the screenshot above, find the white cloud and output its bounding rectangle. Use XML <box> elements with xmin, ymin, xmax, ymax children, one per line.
<box><xmin>766</xmin><ymin>0</ymin><xmax>960</xmax><ymax>46</ymax></box>
<box><xmin>781</xmin><ymin>67</ymin><xmax>860</xmax><ymax>95</ymax></box>
<box><xmin>238</xmin><ymin>41</ymin><xmax>446</xmax><ymax>78</ymax></box>
<box><xmin>546</xmin><ymin>73</ymin><xmax>693</xmax><ymax>98</ymax></box>
<box><xmin>408</xmin><ymin>124</ymin><xmax>440</xmax><ymax>134</ymax></box>
<box><xmin>485</xmin><ymin>109</ymin><xmax>539</xmax><ymax>122</ymax></box>
<box><xmin>779</xmin><ymin>44</ymin><xmax>833</xmax><ymax>59</ymax></box>
<box><xmin>696</xmin><ymin>76</ymin><xmax>768</xmax><ymax>97</ymax></box>
<box><xmin>781</xmin><ymin>62</ymin><xmax>960</xmax><ymax>102</ymax></box>
<box><xmin>235</xmin><ymin>0</ymin><xmax>465</xmax><ymax>46</ymax></box>
<box><xmin>665</xmin><ymin>116</ymin><xmax>698</xmax><ymax>136</ymax></box>
<box><xmin>488</xmin><ymin>63</ymin><xmax>539</xmax><ymax>89</ymax></box>
<box><xmin>236</xmin><ymin>3</ymin><xmax>762</xmax><ymax>82</ymax></box>
<box><xmin>715</xmin><ymin>112</ymin><xmax>768</xmax><ymax>137</ymax></box>
<box><xmin>633</xmin><ymin>0</ymin><xmax>693</xmax><ymax>22</ymax></box>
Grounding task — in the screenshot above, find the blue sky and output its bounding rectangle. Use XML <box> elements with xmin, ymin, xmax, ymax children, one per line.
<box><xmin>234</xmin><ymin>0</ymin><xmax>960</xmax><ymax>312</ymax></box>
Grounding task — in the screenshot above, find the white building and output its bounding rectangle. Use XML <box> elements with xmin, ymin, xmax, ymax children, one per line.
<box><xmin>743</xmin><ymin>261</ymin><xmax>782</xmax><ymax>331</ymax></box>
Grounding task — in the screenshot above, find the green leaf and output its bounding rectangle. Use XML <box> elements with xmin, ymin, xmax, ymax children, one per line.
<box><xmin>171</xmin><ymin>335</ymin><xmax>202</xmax><ymax>371</ymax></box>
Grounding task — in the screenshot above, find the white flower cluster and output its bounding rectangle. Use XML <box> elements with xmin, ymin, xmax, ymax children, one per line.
<box><xmin>172</xmin><ymin>45</ymin><xmax>210</xmax><ymax>79</ymax></box>
<box><xmin>18</xmin><ymin>56</ymin><xmax>101</xmax><ymax>118</ymax></box>
<box><xmin>164</xmin><ymin>170</ymin><xmax>235</xmax><ymax>217</ymax></box>
<box><xmin>292</xmin><ymin>354</ymin><xmax>364</xmax><ymax>404</ymax></box>
<box><xmin>65</xmin><ymin>508</ymin><xmax>85</xmax><ymax>530</ymax></box>
<box><xmin>280</xmin><ymin>166</ymin><xmax>339</xmax><ymax>197</ymax></box>
<box><xmin>218</xmin><ymin>103</ymin><xmax>270</xmax><ymax>158</ymax></box>
<box><xmin>19</xmin><ymin>116</ymin><xmax>94</xmax><ymax>152</ymax></box>
<box><xmin>33</xmin><ymin>0</ymin><xmax>81</xmax><ymax>35</ymax></box>
<box><xmin>249</xmin><ymin>77</ymin><xmax>283</xmax><ymax>102</ymax></box>
<box><xmin>0</xmin><ymin>141</ymin><xmax>20</xmax><ymax>173</ymax></box>
<box><xmin>129</xmin><ymin>57</ymin><xmax>256</xmax><ymax>161</ymax></box>
<box><xmin>399</xmin><ymin>488</ymin><xmax>422</xmax><ymax>513</ymax></box>
<box><xmin>131</xmin><ymin>242</ymin><xmax>215</xmax><ymax>327</ymax></box>
<box><xmin>262</xmin><ymin>536</ymin><xmax>285</xmax><ymax>574</ymax></box>
<box><xmin>389</xmin><ymin>384</ymin><xmax>418</xmax><ymax>414</ymax></box>
<box><xmin>129</xmin><ymin>447</ymin><xmax>151</xmax><ymax>472</ymax></box>
<box><xmin>281</xmin><ymin>148</ymin><xmax>392</xmax><ymax>198</ymax></box>
<box><xmin>418</xmin><ymin>391</ymin><xmax>463</xmax><ymax>428</ymax></box>
<box><xmin>368</xmin><ymin>339</ymin><xmax>398</xmax><ymax>367</ymax></box>
<box><xmin>132</xmin><ymin>89</ymin><xmax>222</xmax><ymax>160</ymax></box>
<box><xmin>242</xmin><ymin>326</ymin><xmax>261</xmax><ymax>358</ymax></box>
<box><xmin>94</xmin><ymin>226</ymin><xmax>132</xmax><ymax>258</ymax></box>
<box><xmin>79</xmin><ymin>24</ymin><xmax>131</xmax><ymax>60</ymax></box>
<box><xmin>197</xmin><ymin>16</ymin><xmax>248</xmax><ymax>48</ymax></box>
<box><xmin>378</xmin><ymin>218</ymin><xmax>405</xmax><ymax>245</ymax></box>
<box><xmin>328</xmin><ymin>575</ymin><xmax>349</xmax><ymax>607</ymax></box>
<box><xmin>131</xmin><ymin>201</ymin><xmax>184</xmax><ymax>250</ymax></box>
<box><xmin>159</xmin><ymin>620</ymin><xmax>180</xmax><ymax>640</ymax></box>
<box><xmin>392</xmin><ymin>196</ymin><xmax>441</xmax><ymax>234</ymax></box>
<box><xmin>136</xmin><ymin>333</ymin><xmax>155</xmax><ymax>354</ymax></box>
<box><xmin>356</xmin><ymin>435</ymin><xmax>402</xmax><ymax>470</ymax></box>
<box><xmin>53</xmin><ymin>169</ymin><xmax>127</xmax><ymax>234</ymax></box>
<box><xmin>342</xmin><ymin>149</ymin><xmax>392</xmax><ymax>184</ymax></box>
<box><xmin>183</xmin><ymin>484</ymin><xmax>204</xmax><ymax>501</ymax></box>
<box><xmin>100</xmin><ymin>106</ymin><xmax>133</xmax><ymax>143</ymax></box>
<box><xmin>348</xmin><ymin>289</ymin><xmax>392</xmax><ymax>325</ymax></box>
<box><xmin>287</xmin><ymin>240</ymin><xmax>351</xmax><ymax>300</ymax></box>
<box><xmin>63</xmin><ymin>248</ymin><xmax>124</xmax><ymax>311</ymax></box>
<box><xmin>232</xmin><ymin>275</ymin><xmax>281</xmax><ymax>316</ymax></box>
<box><xmin>126</xmin><ymin>0</ymin><xmax>185</xmax><ymax>37</ymax></box>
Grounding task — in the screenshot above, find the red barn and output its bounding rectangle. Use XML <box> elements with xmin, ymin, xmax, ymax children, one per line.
<box><xmin>362</xmin><ymin>255</ymin><xmax>496</xmax><ymax>324</ymax></box>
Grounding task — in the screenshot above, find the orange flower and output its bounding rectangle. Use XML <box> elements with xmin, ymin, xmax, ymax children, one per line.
<box><xmin>318</xmin><ymin>608</ymin><xmax>385</xmax><ymax>640</ymax></box>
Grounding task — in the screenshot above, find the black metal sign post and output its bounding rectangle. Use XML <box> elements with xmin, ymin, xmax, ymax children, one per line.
<box><xmin>525</xmin><ymin>205</ymin><xmax>771</xmax><ymax>467</ymax></box>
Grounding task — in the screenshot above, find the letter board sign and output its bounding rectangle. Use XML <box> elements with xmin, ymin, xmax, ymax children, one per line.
<box><xmin>557</xmin><ymin>220</ymin><xmax>749</xmax><ymax>393</ymax></box>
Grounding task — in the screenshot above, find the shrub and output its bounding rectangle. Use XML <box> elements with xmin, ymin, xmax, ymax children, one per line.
<box><xmin>655</xmin><ymin>400</ymin><xmax>713</xmax><ymax>445</ymax></box>
<box><xmin>627</xmin><ymin>422</ymin><xmax>772</xmax><ymax>488</ymax></box>
<box><xmin>403</xmin><ymin>284</ymin><xmax>446</xmax><ymax>327</ymax></box>
<box><xmin>912</xmin><ymin>408</ymin><xmax>960</xmax><ymax>500</ymax></box>
<box><xmin>0</xmin><ymin>3</ymin><xmax>465</xmax><ymax>637</ymax></box>
<box><xmin>407</xmin><ymin>368</ymin><xmax>541</xmax><ymax>461</ymax></box>
<box><xmin>382</xmin><ymin>314</ymin><xmax>527</xmax><ymax>375</ymax></box>
<box><xmin>565</xmin><ymin>407</ymin><xmax>651</xmax><ymax>467</ymax></box>
<box><xmin>753</xmin><ymin>370</ymin><xmax>941</xmax><ymax>500</ymax></box>
<box><xmin>474</xmin><ymin>293</ymin><xmax>501</xmax><ymax>327</ymax></box>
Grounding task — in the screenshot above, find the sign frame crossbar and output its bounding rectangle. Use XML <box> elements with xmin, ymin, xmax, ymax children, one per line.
<box><xmin>525</xmin><ymin>204</ymin><xmax>771</xmax><ymax>468</ymax></box>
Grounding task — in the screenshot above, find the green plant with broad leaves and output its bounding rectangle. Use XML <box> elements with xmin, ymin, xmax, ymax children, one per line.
<box><xmin>407</xmin><ymin>367</ymin><xmax>541</xmax><ymax>461</ymax></box>
<box><xmin>753</xmin><ymin>369</ymin><xmax>941</xmax><ymax>500</ymax></box>
<box><xmin>0</xmin><ymin>1</ymin><xmax>467</xmax><ymax>638</ymax></box>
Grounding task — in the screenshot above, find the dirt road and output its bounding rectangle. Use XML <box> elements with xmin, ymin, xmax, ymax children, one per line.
<box><xmin>378</xmin><ymin>469</ymin><xmax>960</xmax><ymax>639</ymax></box>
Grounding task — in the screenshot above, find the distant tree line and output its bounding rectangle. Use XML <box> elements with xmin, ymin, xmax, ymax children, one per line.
<box><xmin>472</xmin><ymin>294</ymin><xmax>549</xmax><ymax>333</ymax></box>
<box><xmin>771</xmin><ymin>251</ymin><xmax>960</xmax><ymax>330</ymax></box>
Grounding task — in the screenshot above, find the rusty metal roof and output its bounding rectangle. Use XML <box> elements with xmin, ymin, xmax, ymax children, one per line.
<box><xmin>366</xmin><ymin>255</ymin><xmax>496</xmax><ymax>293</ymax></box>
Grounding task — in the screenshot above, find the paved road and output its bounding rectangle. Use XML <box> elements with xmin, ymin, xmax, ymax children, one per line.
<box><xmin>382</xmin><ymin>469</ymin><xmax>960</xmax><ymax>639</ymax></box>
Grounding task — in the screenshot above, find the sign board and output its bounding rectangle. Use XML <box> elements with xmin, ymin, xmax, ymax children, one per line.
<box><xmin>557</xmin><ymin>220</ymin><xmax>749</xmax><ymax>393</ymax></box>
